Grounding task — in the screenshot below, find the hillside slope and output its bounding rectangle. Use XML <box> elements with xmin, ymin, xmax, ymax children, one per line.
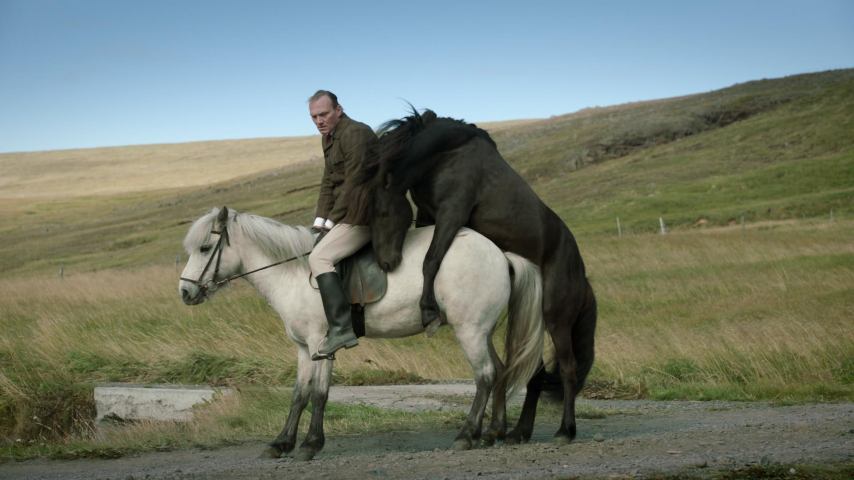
<box><xmin>491</xmin><ymin>68</ymin><xmax>854</xmax><ymax>233</ymax></box>
<box><xmin>0</xmin><ymin>69</ymin><xmax>852</xmax><ymax>274</ymax></box>
<box><xmin>0</xmin><ymin>136</ymin><xmax>320</xmax><ymax>200</ymax></box>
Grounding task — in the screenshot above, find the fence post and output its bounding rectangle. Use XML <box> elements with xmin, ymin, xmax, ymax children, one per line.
<box><xmin>175</xmin><ymin>254</ymin><xmax>181</xmax><ymax>272</ymax></box>
<box><xmin>616</xmin><ymin>217</ymin><xmax>622</xmax><ymax>237</ymax></box>
<box><xmin>659</xmin><ymin>217</ymin><xmax>667</xmax><ymax>235</ymax></box>
<box><xmin>59</xmin><ymin>265</ymin><xmax>64</xmax><ymax>279</ymax></box>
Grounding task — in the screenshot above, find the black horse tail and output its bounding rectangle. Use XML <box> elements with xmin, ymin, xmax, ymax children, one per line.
<box><xmin>572</xmin><ymin>280</ymin><xmax>597</xmax><ymax>392</ymax></box>
<box><xmin>540</xmin><ymin>279</ymin><xmax>596</xmax><ymax>396</ymax></box>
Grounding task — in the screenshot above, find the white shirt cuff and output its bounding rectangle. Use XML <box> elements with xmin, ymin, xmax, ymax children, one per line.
<box><xmin>313</xmin><ymin>217</ymin><xmax>325</xmax><ymax>229</ymax></box>
<box><xmin>324</xmin><ymin>219</ymin><xmax>335</xmax><ymax>230</ymax></box>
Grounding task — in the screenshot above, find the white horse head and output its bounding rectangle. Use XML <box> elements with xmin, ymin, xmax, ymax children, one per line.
<box><xmin>179</xmin><ymin>207</ymin><xmax>241</xmax><ymax>304</ymax></box>
<box><xmin>179</xmin><ymin>206</ymin><xmax>315</xmax><ymax>305</ymax></box>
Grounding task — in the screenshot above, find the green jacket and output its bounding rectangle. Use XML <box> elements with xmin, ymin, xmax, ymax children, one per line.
<box><xmin>315</xmin><ymin>114</ymin><xmax>379</xmax><ymax>226</ymax></box>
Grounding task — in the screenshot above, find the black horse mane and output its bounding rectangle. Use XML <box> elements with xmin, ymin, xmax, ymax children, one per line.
<box><xmin>377</xmin><ymin>108</ymin><xmax>496</xmax><ymax>190</ymax></box>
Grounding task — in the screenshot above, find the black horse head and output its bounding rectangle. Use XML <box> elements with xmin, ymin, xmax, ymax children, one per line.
<box><xmin>370</xmin><ymin>184</ymin><xmax>412</xmax><ymax>272</ymax></box>
<box><xmin>370</xmin><ymin>108</ymin><xmax>495</xmax><ymax>271</ymax></box>
<box><xmin>369</xmin><ymin>108</ymin><xmax>427</xmax><ymax>272</ymax></box>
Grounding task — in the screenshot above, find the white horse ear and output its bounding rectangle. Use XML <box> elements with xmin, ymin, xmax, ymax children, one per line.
<box><xmin>217</xmin><ymin>206</ymin><xmax>229</xmax><ymax>224</ymax></box>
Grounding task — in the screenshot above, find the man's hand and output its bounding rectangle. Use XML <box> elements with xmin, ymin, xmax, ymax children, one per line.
<box><xmin>312</xmin><ymin>217</ymin><xmax>334</xmax><ymax>245</ymax></box>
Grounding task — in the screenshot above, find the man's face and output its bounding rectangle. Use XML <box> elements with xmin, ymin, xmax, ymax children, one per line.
<box><xmin>309</xmin><ymin>96</ymin><xmax>343</xmax><ymax>136</ymax></box>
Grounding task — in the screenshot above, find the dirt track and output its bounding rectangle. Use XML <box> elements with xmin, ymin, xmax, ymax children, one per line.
<box><xmin>2</xmin><ymin>385</ymin><xmax>852</xmax><ymax>479</ymax></box>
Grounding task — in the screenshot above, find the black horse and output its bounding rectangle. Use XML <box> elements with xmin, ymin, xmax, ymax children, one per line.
<box><xmin>370</xmin><ymin>110</ymin><xmax>597</xmax><ymax>445</ymax></box>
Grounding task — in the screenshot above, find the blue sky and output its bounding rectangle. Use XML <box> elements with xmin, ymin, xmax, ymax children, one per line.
<box><xmin>1</xmin><ymin>0</ymin><xmax>852</xmax><ymax>153</ymax></box>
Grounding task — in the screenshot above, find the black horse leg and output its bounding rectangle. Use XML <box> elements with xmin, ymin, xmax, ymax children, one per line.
<box><xmin>415</xmin><ymin>207</ymin><xmax>434</xmax><ymax>228</ymax></box>
<box><xmin>541</xmin><ymin>260</ymin><xmax>586</xmax><ymax>444</ymax></box>
<box><xmin>504</xmin><ymin>364</ymin><xmax>546</xmax><ymax>444</ymax></box>
<box><xmin>552</xmin><ymin>341</ymin><xmax>579</xmax><ymax>444</ymax></box>
<box><xmin>420</xmin><ymin>211</ymin><xmax>468</xmax><ymax>331</ymax></box>
<box><xmin>264</xmin><ymin>349</ymin><xmax>312</xmax><ymax>458</ymax></box>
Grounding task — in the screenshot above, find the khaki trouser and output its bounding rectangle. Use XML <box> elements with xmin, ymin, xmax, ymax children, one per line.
<box><xmin>308</xmin><ymin>223</ymin><xmax>372</xmax><ymax>276</ymax></box>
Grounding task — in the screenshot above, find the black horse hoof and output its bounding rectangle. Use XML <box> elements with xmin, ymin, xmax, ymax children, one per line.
<box><xmin>295</xmin><ymin>446</ymin><xmax>318</xmax><ymax>461</ymax></box>
<box><xmin>453</xmin><ymin>437</ymin><xmax>474</xmax><ymax>450</ymax></box>
<box><xmin>504</xmin><ymin>430</ymin><xmax>529</xmax><ymax>445</ymax></box>
<box><xmin>553</xmin><ymin>424</ymin><xmax>576</xmax><ymax>445</ymax></box>
<box><xmin>260</xmin><ymin>446</ymin><xmax>284</xmax><ymax>459</ymax></box>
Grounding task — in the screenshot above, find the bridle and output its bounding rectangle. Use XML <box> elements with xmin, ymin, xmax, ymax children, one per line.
<box><xmin>179</xmin><ymin>223</ymin><xmax>311</xmax><ymax>298</ymax></box>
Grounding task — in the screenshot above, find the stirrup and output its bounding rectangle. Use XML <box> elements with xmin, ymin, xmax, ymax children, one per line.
<box><xmin>311</xmin><ymin>337</ymin><xmax>358</xmax><ymax>361</ymax></box>
<box><xmin>311</xmin><ymin>351</ymin><xmax>335</xmax><ymax>361</ymax></box>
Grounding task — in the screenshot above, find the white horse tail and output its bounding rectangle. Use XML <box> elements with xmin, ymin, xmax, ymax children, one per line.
<box><xmin>501</xmin><ymin>252</ymin><xmax>544</xmax><ymax>397</ymax></box>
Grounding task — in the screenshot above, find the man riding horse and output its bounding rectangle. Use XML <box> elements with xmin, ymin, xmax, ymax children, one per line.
<box><xmin>306</xmin><ymin>90</ymin><xmax>378</xmax><ymax>360</ymax></box>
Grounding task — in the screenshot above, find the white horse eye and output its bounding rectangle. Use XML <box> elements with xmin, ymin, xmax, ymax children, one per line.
<box><xmin>200</xmin><ymin>245</ymin><xmax>213</xmax><ymax>254</ymax></box>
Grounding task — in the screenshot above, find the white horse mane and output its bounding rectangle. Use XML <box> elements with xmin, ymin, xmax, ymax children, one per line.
<box><xmin>184</xmin><ymin>208</ymin><xmax>314</xmax><ymax>267</ymax></box>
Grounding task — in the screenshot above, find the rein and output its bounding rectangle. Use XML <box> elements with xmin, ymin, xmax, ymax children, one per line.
<box><xmin>217</xmin><ymin>251</ymin><xmax>310</xmax><ymax>286</ymax></box>
<box><xmin>180</xmin><ymin>224</ymin><xmax>311</xmax><ymax>294</ymax></box>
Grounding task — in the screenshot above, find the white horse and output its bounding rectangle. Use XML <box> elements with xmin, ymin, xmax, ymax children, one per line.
<box><xmin>178</xmin><ymin>207</ymin><xmax>543</xmax><ymax>460</ymax></box>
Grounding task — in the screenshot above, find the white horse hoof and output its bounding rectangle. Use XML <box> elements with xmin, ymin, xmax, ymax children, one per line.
<box><xmin>425</xmin><ymin>319</ymin><xmax>442</xmax><ymax>337</ymax></box>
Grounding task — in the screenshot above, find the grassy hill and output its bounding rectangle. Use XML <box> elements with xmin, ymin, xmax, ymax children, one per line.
<box><xmin>492</xmin><ymin>68</ymin><xmax>854</xmax><ymax>233</ymax></box>
<box><xmin>1</xmin><ymin>69</ymin><xmax>852</xmax><ymax>456</ymax></box>
<box><xmin>1</xmin><ymin>69</ymin><xmax>852</xmax><ymax>275</ymax></box>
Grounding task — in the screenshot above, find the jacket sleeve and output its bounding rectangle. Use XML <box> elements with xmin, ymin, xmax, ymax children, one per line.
<box><xmin>328</xmin><ymin>126</ymin><xmax>378</xmax><ymax>222</ymax></box>
<box><xmin>315</xmin><ymin>160</ymin><xmax>335</xmax><ymax>219</ymax></box>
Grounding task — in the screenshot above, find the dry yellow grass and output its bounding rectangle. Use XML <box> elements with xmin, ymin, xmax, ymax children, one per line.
<box><xmin>0</xmin><ymin>119</ymin><xmax>535</xmax><ymax>202</ymax></box>
<box><xmin>0</xmin><ymin>136</ymin><xmax>320</xmax><ymax>200</ymax></box>
<box><xmin>0</xmin><ymin>265</ymin><xmax>473</xmax><ymax>387</ymax></box>
<box><xmin>2</xmin><ymin>219</ymin><xmax>849</xmax><ymax>398</ymax></box>
<box><xmin>583</xmin><ymin>220</ymin><xmax>854</xmax><ymax>398</ymax></box>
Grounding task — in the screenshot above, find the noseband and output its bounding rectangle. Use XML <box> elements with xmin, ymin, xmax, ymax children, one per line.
<box><xmin>179</xmin><ymin>226</ymin><xmax>231</xmax><ymax>298</ymax></box>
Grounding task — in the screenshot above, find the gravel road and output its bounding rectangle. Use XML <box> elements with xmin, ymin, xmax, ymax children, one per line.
<box><xmin>2</xmin><ymin>384</ymin><xmax>852</xmax><ymax>479</ymax></box>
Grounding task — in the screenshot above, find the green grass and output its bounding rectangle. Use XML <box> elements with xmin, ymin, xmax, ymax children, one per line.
<box><xmin>1</xmin><ymin>219</ymin><xmax>850</xmax><ymax>456</ymax></box>
<box><xmin>1</xmin><ymin>69</ymin><xmax>853</xmax><ymax>456</ymax></box>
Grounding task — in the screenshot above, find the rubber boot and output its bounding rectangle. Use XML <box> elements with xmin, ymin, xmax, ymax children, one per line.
<box><xmin>311</xmin><ymin>272</ymin><xmax>359</xmax><ymax>360</ymax></box>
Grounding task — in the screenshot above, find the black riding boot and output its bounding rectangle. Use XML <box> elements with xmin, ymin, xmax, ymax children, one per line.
<box><xmin>311</xmin><ymin>272</ymin><xmax>359</xmax><ymax>360</ymax></box>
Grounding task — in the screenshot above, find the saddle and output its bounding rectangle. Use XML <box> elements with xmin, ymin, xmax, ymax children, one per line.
<box><xmin>336</xmin><ymin>244</ymin><xmax>388</xmax><ymax>306</ymax></box>
<box><xmin>312</xmin><ymin>244</ymin><xmax>388</xmax><ymax>337</ymax></box>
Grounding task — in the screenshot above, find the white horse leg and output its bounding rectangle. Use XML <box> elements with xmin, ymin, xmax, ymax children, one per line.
<box><xmin>482</xmin><ymin>341</ymin><xmax>507</xmax><ymax>446</ymax></box>
<box><xmin>295</xmin><ymin>356</ymin><xmax>333</xmax><ymax>461</ymax></box>
<box><xmin>265</xmin><ymin>346</ymin><xmax>313</xmax><ymax>458</ymax></box>
<box><xmin>453</xmin><ymin>324</ymin><xmax>497</xmax><ymax>450</ymax></box>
